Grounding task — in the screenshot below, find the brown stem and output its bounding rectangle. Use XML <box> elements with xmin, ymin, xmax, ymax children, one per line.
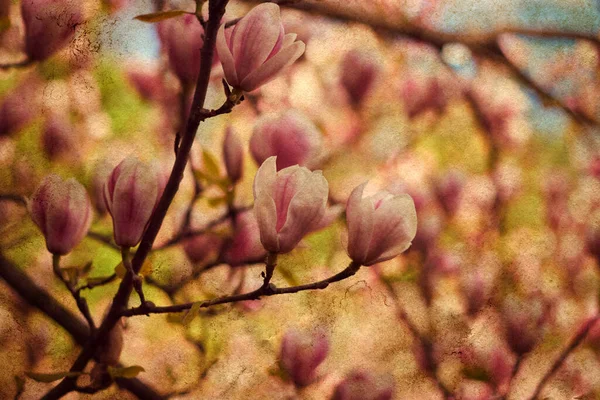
<box><xmin>0</xmin><ymin>59</ymin><xmax>32</xmax><ymax>70</ymax></box>
<box><xmin>121</xmin><ymin>247</ymin><xmax>145</xmax><ymax>306</ymax></box>
<box><xmin>528</xmin><ymin>315</ymin><xmax>600</xmax><ymax>400</ymax></box>
<box><xmin>0</xmin><ymin>253</ymin><xmax>164</xmax><ymax>399</ymax></box>
<box><xmin>52</xmin><ymin>255</ymin><xmax>96</xmax><ymax>333</ymax></box>
<box><xmin>40</xmin><ymin>1</ymin><xmax>232</xmax><ymax>398</ymax></box>
<box><xmin>122</xmin><ymin>261</ymin><xmax>362</xmax><ymax>317</ymax></box>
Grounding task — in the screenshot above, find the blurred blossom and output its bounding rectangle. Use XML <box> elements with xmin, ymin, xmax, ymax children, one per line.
<box><xmin>223</xmin><ymin>211</ymin><xmax>266</xmax><ymax>265</ymax></box>
<box><xmin>28</xmin><ymin>174</ymin><xmax>92</xmax><ymax>255</ymax></box>
<box><xmin>90</xmin><ymin>160</ymin><xmax>113</xmax><ymax>216</ymax></box>
<box><xmin>250</xmin><ymin>110</ymin><xmax>322</xmax><ymax>171</ymax></box>
<box><xmin>21</xmin><ymin>0</ymin><xmax>84</xmax><ymax>61</ymax></box>
<box><xmin>216</xmin><ymin>3</ymin><xmax>305</xmax><ymax>92</ymax></box>
<box><xmin>331</xmin><ymin>370</ymin><xmax>393</xmax><ymax>400</ymax></box>
<box><xmin>400</xmin><ymin>75</ymin><xmax>448</xmax><ymax>118</ymax></box>
<box><xmin>457</xmin><ymin>380</ymin><xmax>494</xmax><ymax>400</ymax></box>
<box><xmin>589</xmin><ymin>157</ymin><xmax>600</xmax><ymax>180</ymax></box>
<box><xmin>127</xmin><ymin>65</ymin><xmax>167</xmax><ymax>103</ymax></box>
<box><xmin>0</xmin><ymin>77</ymin><xmax>40</xmax><ymax>136</ymax></box>
<box><xmin>340</xmin><ymin>50</ymin><xmax>379</xmax><ymax>107</ymax></box>
<box><xmin>279</xmin><ymin>329</ymin><xmax>329</xmax><ymax>387</ymax></box>
<box><xmin>158</xmin><ymin>14</ymin><xmax>209</xmax><ymax>87</ymax></box>
<box><xmin>435</xmin><ymin>169</ymin><xmax>466</xmax><ymax>216</ymax></box>
<box><xmin>493</xmin><ymin>162</ymin><xmax>523</xmax><ymax>202</ymax></box>
<box><xmin>183</xmin><ymin>233</ymin><xmax>222</xmax><ymax>264</ymax></box>
<box><xmin>41</xmin><ymin>113</ymin><xmax>77</xmax><ymax>161</ymax></box>
<box><xmin>103</xmin><ymin>0</ymin><xmax>129</xmax><ymax>14</ymax></box>
<box><xmin>103</xmin><ymin>157</ymin><xmax>163</xmax><ymax>248</ymax></box>
<box><xmin>345</xmin><ymin>183</ymin><xmax>417</xmax><ymax>266</ymax></box>
<box><xmin>461</xmin><ymin>268</ymin><xmax>493</xmax><ymax>316</ymax></box>
<box><xmin>502</xmin><ymin>294</ymin><xmax>548</xmax><ymax>355</ymax></box>
<box><xmin>222</xmin><ymin>126</ymin><xmax>244</xmax><ymax>184</ymax></box>
<box><xmin>253</xmin><ymin>157</ymin><xmax>329</xmax><ymax>253</ymax></box>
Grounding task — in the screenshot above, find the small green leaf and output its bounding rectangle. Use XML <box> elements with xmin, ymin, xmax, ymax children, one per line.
<box><xmin>202</xmin><ymin>150</ymin><xmax>222</xmax><ymax>181</ymax></box>
<box><xmin>114</xmin><ymin>262</ymin><xmax>126</xmax><ymax>279</ymax></box>
<box><xmin>25</xmin><ymin>371</ymin><xmax>82</xmax><ymax>383</ymax></box>
<box><xmin>182</xmin><ymin>302</ymin><xmax>202</xmax><ymax>326</ymax></box>
<box><xmin>108</xmin><ymin>365</ymin><xmax>145</xmax><ymax>379</ymax></box>
<box><xmin>134</xmin><ymin>10</ymin><xmax>189</xmax><ymax>23</ymax></box>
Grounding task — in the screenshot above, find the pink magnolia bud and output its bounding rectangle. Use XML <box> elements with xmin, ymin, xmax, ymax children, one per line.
<box><xmin>21</xmin><ymin>0</ymin><xmax>84</xmax><ymax>61</ymax></box>
<box><xmin>216</xmin><ymin>3</ymin><xmax>305</xmax><ymax>92</ymax></box>
<box><xmin>250</xmin><ymin>110</ymin><xmax>322</xmax><ymax>171</ymax></box>
<box><xmin>158</xmin><ymin>14</ymin><xmax>208</xmax><ymax>86</ymax></box>
<box><xmin>0</xmin><ymin>77</ymin><xmax>39</xmax><ymax>136</ymax></box>
<box><xmin>103</xmin><ymin>157</ymin><xmax>162</xmax><ymax>248</ymax></box>
<box><xmin>223</xmin><ymin>211</ymin><xmax>267</xmax><ymax>265</ymax></box>
<box><xmin>183</xmin><ymin>233</ymin><xmax>222</xmax><ymax>264</ymax></box>
<box><xmin>28</xmin><ymin>174</ymin><xmax>92</xmax><ymax>255</ymax></box>
<box><xmin>331</xmin><ymin>371</ymin><xmax>393</xmax><ymax>400</ymax></box>
<box><xmin>502</xmin><ymin>295</ymin><xmax>547</xmax><ymax>355</ymax></box>
<box><xmin>435</xmin><ymin>169</ymin><xmax>465</xmax><ymax>216</ymax></box>
<box><xmin>41</xmin><ymin>113</ymin><xmax>76</xmax><ymax>161</ymax></box>
<box><xmin>340</xmin><ymin>50</ymin><xmax>379</xmax><ymax>106</ymax></box>
<box><xmin>345</xmin><ymin>183</ymin><xmax>417</xmax><ymax>266</ymax></box>
<box><xmin>279</xmin><ymin>329</ymin><xmax>329</xmax><ymax>387</ymax></box>
<box><xmin>253</xmin><ymin>157</ymin><xmax>329</xmax><ymax>253</ymax></box>
<box><xmin>222</xmin><ymin>126</ymin><xmax>244</xmax><ymax>183</ymax></box>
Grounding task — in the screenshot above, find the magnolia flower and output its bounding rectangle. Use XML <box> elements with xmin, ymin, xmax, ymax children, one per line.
<box><xmin>216</xmin><ymin>3</ymin><xmax>305</xmax><ymax>92</ymax></box>
<box><xmin>21</xmin><ymin>0</ymin><xmax>84</xmax><ymax>61</ymax></box>
<box><xmin>253</xmin><ymin>157</ymin><xmax>328</xmax><ymax>253</ymax></box>
<box><xmin>279</xmin><ymin>329</ymin><xmax>329</xmax><ymax>387</ymax></box>
<box><xmin>183</xmin><ymin>233</ymin><xmax>222</xmax><ymax>264</ymax></box>
<box><xmin>346</xmin><ymin>183</ymin><xmax>417</xmax><ymax>266</ymax></box>
<box><xmin>222</xmin><ymin>126</ymin><xmax>244</xmax><ymax>183</ymax></box>
<box><xmin>103</xmin><ymin>157</ymin><xmax>162</xmax><ymax>248</ymax></box>
<box><xmin>42</xmin><ymin>113</ymin><xmax>76</xmax><ymax>161</ymax></box>
<box><xmin>250</xmin><ymin>110</ymin><xmax>322</xmax><ymax>171</ymax></box>
<box><xmin>28</xmin><ymin>175</ymin><xmax>92</xmax><ymax>255</ymax></box>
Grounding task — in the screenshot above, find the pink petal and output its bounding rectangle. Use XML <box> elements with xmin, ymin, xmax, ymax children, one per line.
<box><xmin>240</xmin><ymin>40</ymin><xmax>305</xmax><ymax>92</ymax></box>
<box><xmin>346</xmin><ymin>183</ymin><xmax>374</xmax><ymax>265</ymax></box>
<box><xmin>216</xmin><ymin>24</ymin><xmax>239</xmax><ymax>87</ymax></box>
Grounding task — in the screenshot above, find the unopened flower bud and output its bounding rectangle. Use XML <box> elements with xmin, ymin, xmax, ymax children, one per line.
<box><xmin>340</xmin><ymin>50</ymin><xmax>379</xmax><ymax>106</ymax></box>
<box><xmin>279</xmin><ymin>329</ymin><xmax>328</xmax><ymax>387</ymax></box>
<box><xmin>253</xmin><ymin>157</ymin><xmax>328</xmax><ymax>254</ymax></box>
<box><xmin>345</xmin><ymin>183</ymin><xmax>417</xmax><ymax>266</ymax></box>
<box><xmin>435</xmin><ymin>169</ymin><xmax>465</xmax><ymax>216</ymax></box>
<box><xmin>250</xmin><ymin>110</ymin><xmax>322</xmax><ymax>171</ymax></box>
<box><xmin>41</xmin><ymin>113</ymin><xmax>76</xmax><ymax>161</ymax></box>
<box><xmin>216</xmin><ymin>3</ymin><xmax>305</xmax><ymax>92</ymax></box>
<box><xmin>331</xmin><ymin>370</ymin><xmax>394</xmax><ymax>400</ymax></box>
<box><xmin>21</xmin><ymin>0</ymin><xmax>84</xmax><ymax>61</ymax></box>
<box><xmin>222</xmin><ymin>126</ymin><xmax>244</xmax><ymax>184</ymax></box>
<box><xmin>158</xmin><ymin>14</ymin><xmax>208</xmax><ymax>86</ymax></box>
<box><xmin>183</xmin><ymin>233</ymin><xmax>222</xmax><ymax>264</ymax></box>
<box><xmin>502</xmin><ymin>295</ymin><xmax>547</xmax><ymax>355</ymax></box>
<box><xmin>103</xmin><ymin>157</ymin><xmax>163</xmax><ymax>247</ymax></box>
<box><xmin>28</xmin><ymin>174</ymin><xmax>92</xmax><ymax>255</ymax></box>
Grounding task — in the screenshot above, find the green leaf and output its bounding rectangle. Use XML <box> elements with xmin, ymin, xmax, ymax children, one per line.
<box><xmin>182</xmin><ymin>302</ymin><xmax>202</xmax><ymax>326</ymax></box>
<box><xmin>25</xmin><ymin>371</ymin><xmax>82</xmax><ymax>383</ymax></box>
<box><xmin>108</xmin><ymin>365</ymin><xmax>145</xmax><ymax>379</ymax></box>
<box><xmin>202</xmin><ymin>150</ymin><xmax>222</xmax><ymax>181</ymax></box>
<box><xmin>134</xmin><ymin>10</ymin><xmax>189</xmax><ymax>23</ymax></box>
<box><xmin>114</xmin><ymin>262</ymin><xmax>126</xmax><ymax>279</ymax></box>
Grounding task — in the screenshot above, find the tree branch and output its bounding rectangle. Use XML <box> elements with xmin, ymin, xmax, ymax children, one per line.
<box><xmin>122</xmin><ymin>261</ymin><xmax>361</xmax><ymax>317</ymax></box>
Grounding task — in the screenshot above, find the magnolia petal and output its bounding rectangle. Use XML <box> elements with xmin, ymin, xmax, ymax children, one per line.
<box><xmin>277</xmin><ymin>170</ymin><xmax>328</xmax><ymax>253</ymax></box>
<box><xmin>253</xmin><ymin>156</ymin><xmax>277</xmax><ymax>199</ymax></box>
<box><xmin>364</xmin><ymin>194</ymin><xmax>417</xmax><ymax>265</ymax></box>
<box><xmin>254</xmin><ymin>192</ymin><xmax>279</xmax><ymax>252</ymax></box>
<box><xmin>282</xmin><ymin>33</ymin><xmax>297</xmax><ymax>48</ymax></box>
<box><xmin>346</xmin><ymin>183</ymin><xmax>374</xmax><ymax>265</ymax></box>
<box><xmin>240</xmin><ymin>41</ymin><xmax>305</xmax><ymax>92</ymax></box>
<box><xmin>216</xmin><ymin>24</ymin><xmax>239</xmax><ymax>87</ymax></box>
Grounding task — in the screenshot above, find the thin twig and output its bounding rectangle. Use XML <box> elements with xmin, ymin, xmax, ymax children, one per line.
<box><xmin>0</xmin><ymin>59</ymin><xmax>32</xmax><ymax>70</ymax></box>
<box><xmin>528</xmin><ymin>315</ymin><xmax>600</xmax><ymax>400</ymax></box>
<box><xmin>123</xmin><ymin>261</ymin><xmax>362</xmax><ymax>317</ymax></box>
<box><xmin>52</xmin><ymin>255</ymin><xmax>96</xmax><ymax>333</ymax></box>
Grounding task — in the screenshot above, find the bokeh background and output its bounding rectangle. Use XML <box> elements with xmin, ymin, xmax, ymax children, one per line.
<box><xmin>1</xmin><ymin>0</ymin><xmax>600</xmax><ymax>398</ymax></box>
